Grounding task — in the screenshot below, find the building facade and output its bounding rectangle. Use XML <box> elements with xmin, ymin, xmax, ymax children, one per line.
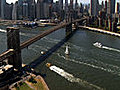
<box><xmin>108</xmin><ymin>0</ymin><xmax>116</xmax><ymax>16</ymax></box>
<box><xmin>90</xmin><ymin>0</ymin><xmax>99</xmax><ymax>16</ymax></box>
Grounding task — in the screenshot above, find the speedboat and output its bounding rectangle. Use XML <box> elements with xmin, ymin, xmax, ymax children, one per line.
<box><xmin>93</xmin><ymin>42</ymin><xmax>102</xmax><ymax>48</ymax></box>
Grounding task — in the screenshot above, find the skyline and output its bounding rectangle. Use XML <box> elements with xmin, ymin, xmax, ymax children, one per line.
<box><xmin>6</xmin><ymin>0</ymin><xmax>120</xmax><ymax>4</ymax></box>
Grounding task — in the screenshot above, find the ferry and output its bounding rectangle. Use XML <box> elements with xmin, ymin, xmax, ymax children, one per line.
<box><xmin>93</xmin><ymin>42</ymin><xmax>102</xmax><ymax>48</ymax></box>
<box><xmin>38</xmin><ymin>19</ymin><xmax>57</xmax><ymax>27</ymax></box>
<box><xmin>23</xmin><ymin>22</ymin><xmax>38</xmax><ymax>28</ymax></box>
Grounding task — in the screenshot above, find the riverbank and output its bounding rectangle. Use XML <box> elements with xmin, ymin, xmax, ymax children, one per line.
<box><xmin>9</xmin><ymin>73</ymin><xmax>49</xmax><ymax>90</ymax></box>
<box><xmin>2</xmin><ymin>64</ymin><xmax>50</xmax><ymax>90</ymax></box>
<box><xmin>79</xmin><ymin>26</ymin><xmax>120</xmax><ymax>37</ymax></box>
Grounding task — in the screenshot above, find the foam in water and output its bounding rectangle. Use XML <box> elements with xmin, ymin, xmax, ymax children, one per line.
<box><xmin>49</xmin><ymin>65</ymin><xmax>102</xmax><ymax>90</ymax></box>
<box><xmin>42</xmin><ymin>37</ymin><xmax>60</xmax><ymax>44</ymax></box>
<box><xmin>102</xmin><ymin>46</ymin><xmax>120</xmax><ymax>53</ymax></box>
<box><xmin>0</xmin><ymin>29</ymin><xmax>6</xmax><ymax>33</ymax></box>
<box><xmin>57</xmin><ymin>53</ymin><xmax>120</xmax><ymax>77</ymax></box>
<box><xmin>93</xmin><ymin>42</ymin><xmax>120</xmax><ymax>53</ymax></box>
<box><xmin>0</xmin><ymin>28</ymin><xmax>36</xmax><ymax>38</ymax></box>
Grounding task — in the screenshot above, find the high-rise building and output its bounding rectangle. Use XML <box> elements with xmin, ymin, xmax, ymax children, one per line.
<box><xmin>1</xmin><ymin>0</ymin><xmax>6</xmax><ymax>19</ymax></box>
<box><xmin>102</xmin><ymin>1</ymin><xmax>104</xmax><ymax>9</ymax></box>
<box><xmin>80</xmin><ymin>3</ymin><xmax>83</xmax><ymax>13</ymax></box>
<box><xmin>23</xmin><ymin>1</ymin><xmax>28</xmax><ymax>20</ymax></box>
<box><xmin>65</xmin><ymin>0</ymin><xmax>68</xmax><ymax>11</ymax></box>
<box><xmin>105</xmin><ymin>0</ymin><xmax>107</xmax><ymax>13</ymax></box>
<box><xmin>65</xmin><ymin>0</ymin><xmax>68</xmax><ymax>20</ymax></box>
<box><xmin>29</xmin><ymin>0</ymin><xmax>36</xmax><ymax>20</ymax></box>
<box><xmin>116</xmin><ymin>2</ymin><xmax>119</xmax><ymax>14</ymax></box>
<box><xmin>0</xmin><ymin>0</ymin><xmax>1</xmax><ymax>18</ymax></box>
<box><xmin>108</xmin><ymin>0</ymin><xmax>116</xmax><ymax>15</ymax></box>
<box><xmin>36</xmin><ymin>0</ymin><xmax>44</xmax><ymax>19</ymax></box>
<box><xmin>43</xmin><ymin>3</ymin><xmax>49</xmax><ymax>18</ymax></box>
<box><xmin>12</xmin><ymin>3</ymin><xmax>17</xmax><ymax>20</ymax></box>
<box><xmin>17</xmin><ymin>0</ymin><xmax>23</xmax><ymax>20</ymax></box>
<box><xmin>18</xmin><ymin>0</ymin><xmax>23</xmax><ymax>5</ymax></box>
<box><xmin>75</xmin><ymin>0</ymin><xmax>78</xmax><ymax>10</ymax></box>
<box><xmin>59</xmin><ymin>0</ymin><xmax>64</xmax><ymax>20</ymax></box>
<box><xmin>59</xmin><ymin>0</ymin><xmax>63</xmax><ymax>10</ymax></box>
<box><xmin>90</xmin><ymin>0</ymin><xmax>99</xmax><ymax>16</ymax></box>
<box><xmin>70</xmin><ymin>0</ymin><xmax>73</xmax><ymax>10</ymax></box>
<box><xmin>5</xmin><ymin>3</ymin><xmax>13</xmax><ymax>20</ymax></box>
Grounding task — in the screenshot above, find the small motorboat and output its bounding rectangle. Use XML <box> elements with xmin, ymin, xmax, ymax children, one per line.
<box><xmin>93</xmin><ymin>42</ymin><xmax>102</xmax><ymax>48</ymax></box>
<box><xmin>41</xmin><ymin>51</ymin><xmax>45</xmax><ymax>55</ymax></box>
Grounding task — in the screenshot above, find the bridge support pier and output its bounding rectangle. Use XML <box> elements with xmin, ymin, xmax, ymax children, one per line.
<box><xmin>7</xmin><ymin>27</ymin><xmax>22</xmax><ymax>70</ymax></box>
<box><xmin>74</xmin><ymin>22</ymin><xmax>78</xmax><ymax>30</ymax></box>
<box><xmin>66</xmin><ymin>22</ymin><xmax>72</xmax><ymax>36</ymax></box>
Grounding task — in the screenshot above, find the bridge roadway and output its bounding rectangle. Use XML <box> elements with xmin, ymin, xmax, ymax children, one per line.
<box><xmin>0</xmin><ymin>18</ymin><xmax>87</xmax><ymax>62</ymax></box>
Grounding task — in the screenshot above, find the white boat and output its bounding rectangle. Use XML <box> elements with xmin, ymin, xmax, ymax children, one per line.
<box><xmin>65</xmin><ymin>45</ymin><xmax>69</xmax><ymax>55</ymax></box>
<box><xmin>93</xmin><ymin>42</ymin><xmax>102</xmax><ymax>48</ymax></box>
<box><xmin>38</xmin><ymin>19</ymin><xmax>57</xmax><ymax>26</ymax></box>
<box><xmin>41</xmin><ymin>51</ymin><xmax>45</xmax><ymax>55</ymax></box>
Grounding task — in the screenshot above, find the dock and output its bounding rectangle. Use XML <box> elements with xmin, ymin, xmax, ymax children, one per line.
<box><xmin>79</xmin><ymin>26</ymin><xmax>120</xmax><ymax>37</ymax></box>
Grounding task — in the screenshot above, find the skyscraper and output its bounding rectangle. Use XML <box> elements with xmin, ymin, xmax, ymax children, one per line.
<box><xmin>1</xmin><ymin>0</ymin><xmax>6</xmax><ymax>19</ymax></box>
<box><xmin>102</xmin><ymin>1</ymin><xmax>104</xmax><ymax>9</ymax></box>
<box><xmin>12</xmin><ymin>3</ymin><xmax>17</xmax><ymax>20</ymax></box>
<box><xmin>17</xmin><ymin>0</ymin><xmax>23</xmax><ymax>20</ymax></box>
<box><xmin>105</xmin><ymin>0</ymin><xmax>107</xmax><ymax>13</ymax></box>
<box><xmin>75</xmin><ymin>0</ymin><xmax>78</xmax><ymax>10</ymax></box>
<box><xmin>0</xmin><ymin>0</ymin><xmax>1</xmax><ymax>18</ymax></box>
<box><xmin>65</xmin><ymin>0</ymin><xmax>68</xmax><ymax>11</ymax></box>
<box><xmin>108</xmin><ymin>0</ymin><xmax>116</xmax><ymax>15</ymax></box>
<box><xmin>116</xmin><ymin>2</ymin><xmax>119</xmax><ymax>14</ymax></box>
<box><xmin>70</xmin><ymin>0</ymin><xmax>73</xmax><ymax>10</ymax></box>
<box><xmin>29</xmin><ymin>0</ymin><xmax>36</xmax><ymax>20</ymax></box>
<box><xmin>36</xmin><ymin>0</ymin><xmax>44</xmax><ymax>19</ymax></box>
<box><xmin>18</xmin><ymin>0</ymin><xmax>23</xmax><ymax>5</ymax></box>
<box><xmin>59</xmin><ymin>0</ymin><xmax>63</xmax><ymax>10</ymax></box>
<box><xmin>23</xmin><ymin>0</ymin><xmax>28</xmax><ymax>19</ymax></box>
<box><xmin>90</xmin><ymin>0</ymin><xmax>99</xmax><ymax>16</ymax></box>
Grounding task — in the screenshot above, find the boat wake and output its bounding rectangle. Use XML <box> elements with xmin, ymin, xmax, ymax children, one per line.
<box><xmin>49</xmin><ymin>65</ymin><xmax>102</xmax><ymax>90</ymax></box>
<box><xmin>93</xmin><ymin>42</ymin><xmax>120</xmax><ymax>52</ymax></box>
<box><xmin>0</xmin><ymin>28</ymin><xmax>37</xmax><ymax>38</ymax></box>
<box><xmin>0</xmin><ymin>29</ymin><xmax>6</xmax><ymax>33</ymax></box>
<box><xmin>57</xmin><ymin>53</ymin><xmax>120</xmax><ymax>77</ymax></box>
<box><xmin>102</xmin><ymin>46</ymin><xmax>120</xmax><ymax>53</ymax></box>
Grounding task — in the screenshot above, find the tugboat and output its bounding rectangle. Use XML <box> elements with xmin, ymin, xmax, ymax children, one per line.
<box><xmin>46</xmin><ymin>63</ymin><xmax>51</xmax><ymax>67</ymax></box>
<box><xmin>93</xmin><ymin>42</ymin><xmax>102</xmax><ymax>48</ymax></box>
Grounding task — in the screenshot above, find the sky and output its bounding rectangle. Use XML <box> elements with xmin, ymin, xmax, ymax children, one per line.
<box><xmin>6</xmin><ymin>0</ymin><xmax>119</xmax><ymax>4</ymax></box>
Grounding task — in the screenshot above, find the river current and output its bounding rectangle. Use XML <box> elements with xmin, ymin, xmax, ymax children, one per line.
<box><xmin>0</xmin><ymin>26</ymin><xmax>120</xmax><ymax>90</ymax></box>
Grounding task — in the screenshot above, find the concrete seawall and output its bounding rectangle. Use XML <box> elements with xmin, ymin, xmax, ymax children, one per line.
<box><xmin>79</xmin><ymin>26</ymin><xmax>120</xmax><ymax>37</ymax></box>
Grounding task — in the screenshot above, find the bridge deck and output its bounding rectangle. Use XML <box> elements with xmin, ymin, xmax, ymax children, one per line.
<box><xmin>0</xmin><ymin>18</ymin><xmax>87</xmax><ymax>62</ymax></box>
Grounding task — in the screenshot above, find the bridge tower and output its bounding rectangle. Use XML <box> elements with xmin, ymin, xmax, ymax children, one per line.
<box><xmin>7</xmin><ymin>27</ymin><xmax>22</xmax><ymax>70</ymax></box>
<box><xmin>65</xmin><ymin>0</ymin><xmax>73</xmax><ymax>36</ymax></box>
<box><xmin>65</xmin><ymin>11</ymin><xmax>72</xmax><ymax>36</ymax></box>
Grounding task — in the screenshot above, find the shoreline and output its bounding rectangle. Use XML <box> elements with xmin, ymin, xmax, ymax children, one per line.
<box><xmin>6</xmin><ymin>64</ymin><xmax>49</xmax><ymax>90</ymax></box>
<box><xmin>9</xmin><ymin>73</ymin><xmax>49</xmax><ymax>90</ymax></box>
<box><xmin>79</xmin><ymin>26</ymin><xmax>120</xmax><ymax>37</ymax></box>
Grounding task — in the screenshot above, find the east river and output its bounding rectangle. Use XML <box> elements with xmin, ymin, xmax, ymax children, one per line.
<box><xmin>0</xmin><ymin>25</ymin><xmax>120</xmax><ymax>90</ymax></box>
